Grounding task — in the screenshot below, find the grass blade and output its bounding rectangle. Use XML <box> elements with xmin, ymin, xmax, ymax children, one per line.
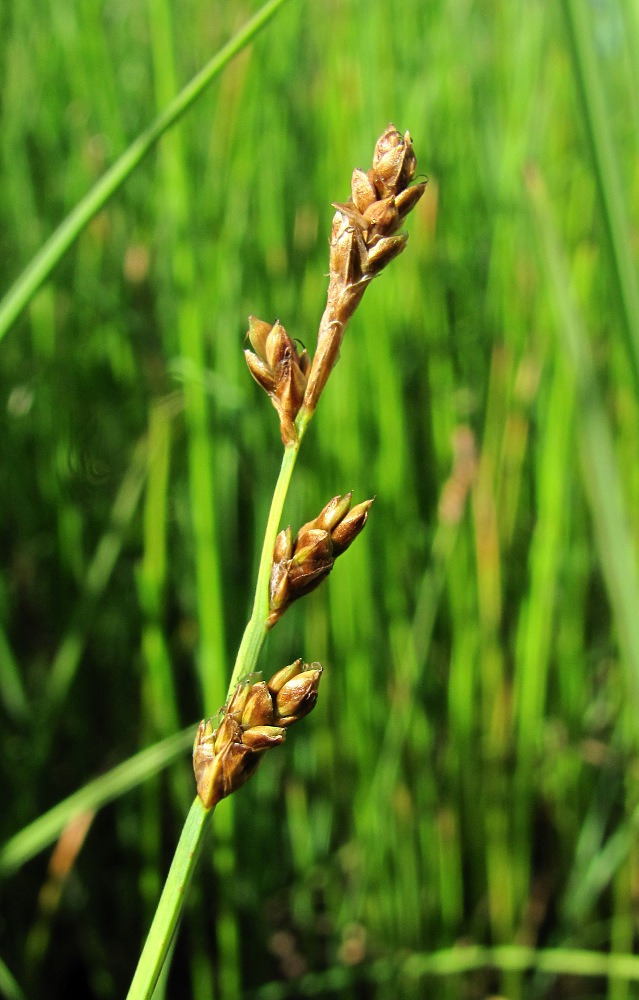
<box><xmin>562</xmin><ymin>0</ymin><xmax>639</xmax><ymax>394</ymax></box>
<box><xmin>0</xmin><ymin>728</ymin><xmax>193</xmax><ymax>876</ymax></box>
<box><xmin>0</xmin><ymin>0</ymin><xmax>294</xmax><ymax>343</ymax></box>
<box><xmin>527</xmin><ymin>165</ymin><xmax>639</xmax><ymax>715</ymax></box>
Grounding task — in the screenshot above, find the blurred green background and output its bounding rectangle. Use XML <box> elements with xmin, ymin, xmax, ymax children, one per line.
<box><xmin>2</xmin><ymin>0</ymin><xmax>639</xmax><ymax>997</ymax></box>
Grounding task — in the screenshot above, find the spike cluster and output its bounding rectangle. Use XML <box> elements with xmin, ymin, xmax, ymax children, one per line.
<box><xmin>244</xmin><ymin>316</ymin><xmax>311</xmax><ymax>446</ymax></box>
<box><xmin>196</xmin><ymin>127</ymin><xmax>420</xmax><ymax>808</ymax></box>
<box><xmin>268</xmin><ymin>493</ymin><xmax>374</xmax><ymax>627</ymax></box>
<box><xmin>194</xmin><ymin>660</ymin><xmax>322</xmax><ymax>809</ymax></box>
<box><xmin>302</xmin><ymin>124</ymin><xmax>427</xmax><ymax>413</ymax></box>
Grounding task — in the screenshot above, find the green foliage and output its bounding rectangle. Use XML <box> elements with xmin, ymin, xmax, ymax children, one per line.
<box><xmin>1</xmin><ymin>0</ymin><xmax>639</xmax><ymax>997</ymax></box>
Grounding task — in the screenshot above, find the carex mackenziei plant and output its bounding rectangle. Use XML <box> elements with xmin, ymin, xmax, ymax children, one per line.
<box><xmin>193</xmin><ymin>123</ymin><xmax>425</xmax><ymax>809</ymax></box>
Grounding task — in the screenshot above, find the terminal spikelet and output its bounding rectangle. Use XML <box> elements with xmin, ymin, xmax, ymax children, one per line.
<box><xmin>302</xmin><ymin>125</ymin><xmax>426</xmax><ymax>413</ymax></box>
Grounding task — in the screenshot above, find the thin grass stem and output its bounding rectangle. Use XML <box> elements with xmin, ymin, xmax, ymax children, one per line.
<box><xmin>562</xmin><ymin>0</ymin><xmax>639</xmax><ymax>396</ymax></box>
<box><xmin>0</xmin><ymin>0</ymin><xmax>294</xmax><ymax>343</ymax></box>
<box><xmin>0</xmin><ymin>956</ymin><xmax>26</xmax><ymax>1000</ymax></box>
<box><xmin>229</xmin><ymin>439</ymin><xmax>303</xmax><ymax>690</ymax></box>
<box><xmin>402</xmin><ymin>943</ymin><xmax>639</xmax><ymax>982</ymax></box>
<box><xmin>125</xmin><ymin>797</ymin><xmax>209</xmax><ymax>1000</ymax></box>
<box><xmin>527</xmin><ymin>165</ymin><xmax>639</xmax><ymax>716</ymax></box>
<box><xmin>126</xmin><ymin>419</ymin><xmax>310</xmax><ymax>999</ymax></box>
<box><xmin>0</xmin><ymin>728</ymin><xmax>193</xmax><ymax>876</ymax></box>
<box><xmin>44</xmin><ymin>437</ymin><xmax>149</xmax><ymax>714</ymax></box>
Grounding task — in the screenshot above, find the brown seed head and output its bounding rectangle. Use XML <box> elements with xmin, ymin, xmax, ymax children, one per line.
<box><xmin>193</xmin><ymin>665</ymin><xmax>323</xmax><ymax>807</ymax></box>
<box><xmin>267</xmin><ymin>494</ymin><xmax>374</xmax><ymax>625</ymax></box>
<box><xmin>244</xmin><ymin>317</ymin><xmax>309</xmax><ymax>445</ymax></box>
<box><xmin>302</xmin><ymin>124</ymin><xmax>425</xmax><ymax>415</ymax></box>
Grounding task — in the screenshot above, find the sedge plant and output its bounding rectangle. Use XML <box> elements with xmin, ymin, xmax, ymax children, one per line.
<box><xmin>126</xmin><ymin>124</ymin><xmax>426</xmax><ymax>998</ymax></box>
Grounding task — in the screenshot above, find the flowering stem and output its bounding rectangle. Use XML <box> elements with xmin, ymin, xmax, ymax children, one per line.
<box><xmin>118</xmin><ymin>121</ymin><xmax>425</xmax><ymax>1000</ymax></box>
<box><xmin>228</xmin><ymin>420</ymin><xmax>309</xmax><ymax>690</ymax></box>
<box><xmin>125</xmin><ymin>797</ymin><xmax>209</xmax><ymax>1000</ymax></box>
<box><xmin>126</xmin><ymin>416</ymin><xmax>312</xmax><ymax>1000</ymax></box>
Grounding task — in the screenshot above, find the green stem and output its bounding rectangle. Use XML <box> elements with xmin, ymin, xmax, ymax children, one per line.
<box><xmin>126</xmin><ymin>416</ymin><xmax>311</xmax><ymax>1000</ymax></box>
<box><xmin>526</xmin><ymin>165</ymin><xmax>639</xmax><ymax>716</ymax></box>
<box><xmin>0</xmin><ymin>0</ymin><xmax>293</xmax><ymax>344</ymax></box>
<box><xmin>228</xmin><ymin>439</ymin><xmax>302</xmax><ymax>690</ymax></box>
<box><xmin>125</xmin><ymin>797</ymin><xmax>209</xmax><ymax>1000</ymax></box>
<box><xmin>562</xmin><ymin>0</ymin><xmax>639</xmax><ymax>396</ymax></box>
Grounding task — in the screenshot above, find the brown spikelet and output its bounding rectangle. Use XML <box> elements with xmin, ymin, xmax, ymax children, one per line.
<box><xmin>267</xmin><ymin>494</ymin><xmax>374</xmax><ymax>626</ymax></box>
<box><xmin>244</xmin><ymin>317</ymin><xmax>309</xmax><ymax>445</ymax></box>
<box><xmin>302</xmin><ymin>125</ymin><xmax>426</xmax><ymax>413</ymax></box>
<box><xmin>194</xmin><ymin>664</ymin><xmax>322</xmax><ymax>808</ymax></box>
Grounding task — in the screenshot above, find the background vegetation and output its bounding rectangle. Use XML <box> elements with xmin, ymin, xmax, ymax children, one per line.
<box><xmin>2</xmin><ymin>0</ymin><xmax>639</xmax><ymax>997</ymax></box>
